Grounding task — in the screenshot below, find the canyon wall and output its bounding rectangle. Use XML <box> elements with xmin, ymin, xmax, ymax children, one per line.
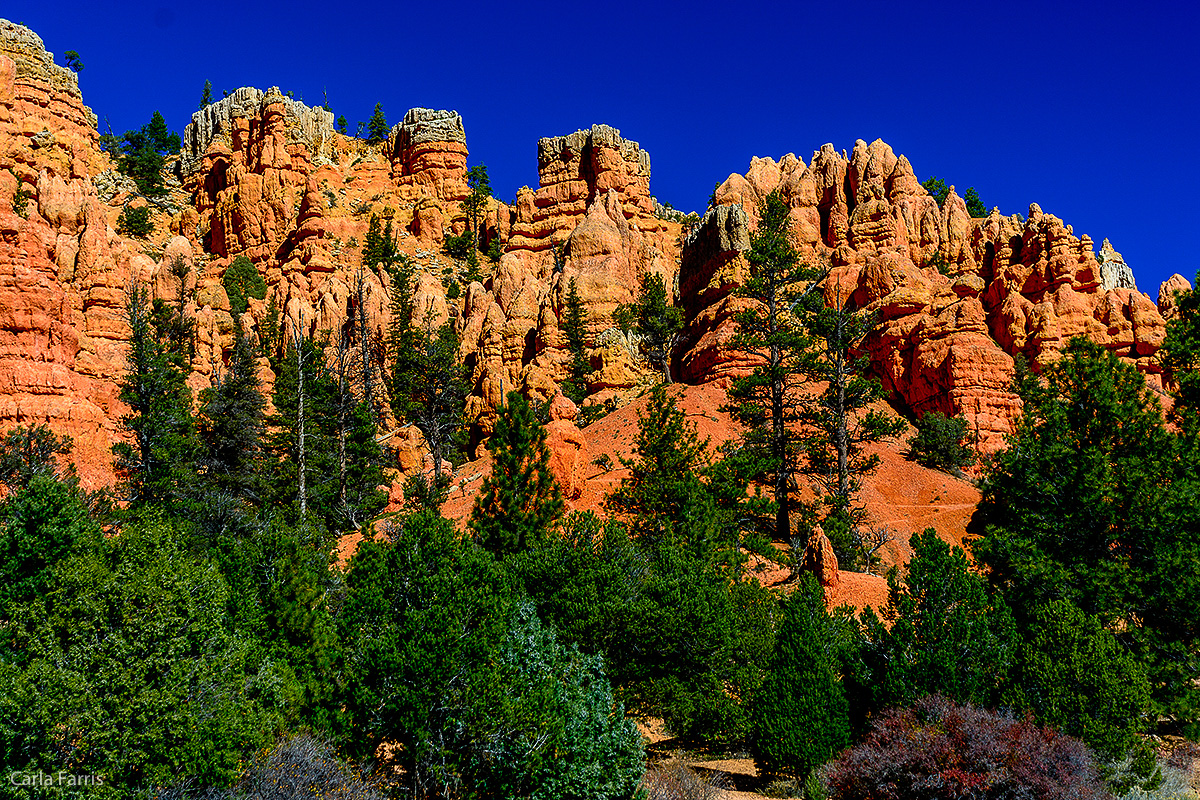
<box><xmin>677</xmin><ymin>139</ymin><xmax>1184</xmax><ymax>451</ymax></box>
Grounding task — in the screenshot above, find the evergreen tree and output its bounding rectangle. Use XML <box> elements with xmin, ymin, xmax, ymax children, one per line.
<box><xmin>470</xmin><ymin>391</ymin><xmax>564</xmax><ymax>557</ymax></box>
<box><xmin>461</xmin><ymin>164</ymin><xmax>493</xmax><ymax>265</ymax></box>
<box><xmin>614</xmin><ymin>271</ymin><xmax>682</xmax><ymax>383</ymax></box>
<box><xmin>750</xmin><ymin>573</ymin><xmax>850</xmax><ymax>782</ymax></box>
<box><xmin>222</xmin><ymin>254</ymin><xmax>267</xmax><ymax>316</ymax></box>
<box><xmin>1008</xmin><ymin>600</ymin><xmax>1152</xmax><ymax>760</ymax></box>
<box><xmin>198</xmin><ymin>331</ymin><xmax>267</xmax><ymax>502</ymax></box>
<box><xmin>975</xmin><ymin>336</ymin><xmax>1200</xmax><ymax>722</ymax></box>
<box><xmin>388</xmin><ymin>275</ymin><xmax>469</xmax><ymax>494</ymax></box>
<box><xmin>605</xmin><ymin>385</ymin><xmax>722</xmax><ymax>555</ymax></box>
<box><xmin>1</xmin><ymin>518</ymin><xmax>276</xmax><ymax>794</ymax></box>
<box><xmin>907</xmin><ymin>410</ymin><xmax>975</xmax><ymax>473</ymax></box>
<box><xmin>1160</xmin><ymin>270</ymin><xmax>1200</xmax><ymax>430</ymax></box>
<box><xmin>336</xmin><ymin>115</ymin><xmax>347</xmax><ymax>135</ymax></box>
<box><xmin>117</xmin><ymin>111</ymin><xmax>181</xmax><ymax>196</ymax></box>
<box><xmin>199</xmin><ymin>79</ymin><xmax>213</xmax><ymax>109</ymax></box>
<box><xmin>797</xmin><ymin>285</ymin><xmax>904</xmax><ymax>567</ymax></box>
<box><xmin>560</xmin><ymin>278</ymin><xmax>590</xmax><ymax>404</ymax></box>
<box><xmin>724</xmin><ymin>191</ymin><xmax>824</xmax><ymax>545</ymax></box>
<box><xmin>112</xmin><ymin>281</ymin><xmax>200</xmax><ymax>509</ymax></box>
<box><xmin>850</xmin><ymin>530</ymin><xmax>1015</xmax><ymax>731</ymax></box>
<box><xmin>62</xmin><ymin>50</ymin><xmax>83</xmax><ymax>73</ymax></box>
<box><xmin>0</xmin><ymin>424</ymin><xmax>74</xmax><ymax>494</ymax></box>
<box><xmin>964</xmin><ymin>186</ymin><xmax>987</xmax><ymax>217</ymax></box>
<box><xmin>266</xmin><ymin>330</ymin><xmax>338</xmax><ymax>529</ymax></box>
<box><xmin>366</xmin><ymin>103</ymin><xmax>388</xmax><ymax>144</ymax></box>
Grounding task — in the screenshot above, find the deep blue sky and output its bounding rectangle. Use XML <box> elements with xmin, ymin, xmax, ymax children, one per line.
<box><xmin>9</xmin><ymin>1</ymin><xmax>1198</xmax><ymax>294</ymax></box>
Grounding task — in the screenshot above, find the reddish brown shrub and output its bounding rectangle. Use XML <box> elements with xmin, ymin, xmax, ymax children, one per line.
<box><xmin>824</xmin><ymin>695</ymin><xmax>1111</xmax><ymax>800</ymax></box>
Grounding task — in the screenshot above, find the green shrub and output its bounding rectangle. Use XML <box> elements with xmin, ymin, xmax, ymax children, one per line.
<box><xmin>10</xmin><ymin>174</ymin><xmax>31</xmax><ymax>217</ymax></box>
<box><xmin>117</xmin><ymin>204</ymin><xmax>153</xmax><ymax>238</ymax></box>
<box><xmin>750</xmin><ymin>573</ymin><xmax>849</xmax><ymax>782</ymax></box>
<box><xmin>222</xmin><ymin>255</ymin><xmax>267</xmax><ymax>316</ymax></box>
<box><xmin>443</xmin><ymin>230</ymin><xmax>472</xmax><ymax>260</ymax></box>
<box><xmin>907</xmin><ymin>411</ymin><xmax>974</xmax><ymax>472</ymax></box>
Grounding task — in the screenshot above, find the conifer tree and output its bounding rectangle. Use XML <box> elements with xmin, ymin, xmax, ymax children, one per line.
<box><xmin>198</xmin><ymin>330</ymin><xmax>266</xmax><ymax>502</ymax></box>
<box><xmin>112</xmin><ymin>281</ymin><xmax>200</xmax><ymax>508</ymax></box>
<box><xmin>614</xmin><ymin>271</ymin><xmax>682</xmax><ymax>383</ymax></box>
<box><xmin>976</xmin><ymin>336</ymin><xmax>1200</xmax><ymax>721</ymax></box>
<box><xmin>561</xmin><ymin>278</ymin><xmax>590</xmax><ymax>404</ymax></box>
<box><xmin>724</xmin><ymin>191</ymin><xmax>824</xmax><ymax>545</ymax></box>
<box><xmin>470</xmin><ymin>391</ymin><xmax>564</xmax><ymax>557</ymax></box>
<box><xmin>199</xmin><ymin>79</ymin><xmax>213</xmax><ymax>110</ymax></box>
<box><xmin>388</xmin><ymin>262</ymin><xmax>469</xmax><ymax>495</ymax></box>
<box><xmin>750</xmin><ymin>573</ymin><xmax>850</xmax><ymax>782</ymax></box>
<box><xmin>461</xmin><ymin>164</ymin><xmax>492</xmax><ymax>262</ymax></box>
<box><xmin>606</xmin><ymin>385</ymin><xmax>719</xmax><ymax>553</ymax></box>
<box><xmin>798</xmin><ymin>285</ymin><xmax>904</xmax><ymax>567</ymax></box>
<box><xmin>366</xmin><ymin>103</ymin><xmax>388</xmax><ymax>144</ymax></box>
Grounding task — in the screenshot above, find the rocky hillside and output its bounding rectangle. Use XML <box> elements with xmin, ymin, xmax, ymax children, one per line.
<box><xmin>0</xmin><ymin>18</ymin><xmax>1188</xmax><ymax>496</ymax></box>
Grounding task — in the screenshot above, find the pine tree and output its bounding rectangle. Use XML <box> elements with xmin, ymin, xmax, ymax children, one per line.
<box><xmin>975</xmin><ymin>336</ymin><xmax>1200</xmax><ymax>722</ymax></box>
<box><xmin>198</xmin><ymin>330</ymin><xmax>266</xmax><ymax>502</ymax></box>
<box><xmin>798</xmin><ymin>285</ymin><xmax>904</xmax><ymax>567</ymax></box>
<box><xmin>614</xmin><ymin>271</ymin><xmax>682</xmax><ymax>383</ymax></box>
<box><xmin>852</xmin><ymin>529</ymin><xmax>1015</xmax><ymax>726</ymax></box>
<box><xmin>388</xmin><ymin>253</ymin><xmax>469</xmax><ymax>495</ymax></box>
<box><xmin>561</xmin><ymin>278</ymin><xmax>590</xmax><ymax>404</ymax></box>
<box><xmin>336</xmin><ymin>115</ymin><xmax>347</xmax><ymax>135</ymax></box>
<box><xmin>462</xmin><ymin>164</ymin><xmax>492</xmax><ymax>258</ymax></box>
<box><xmin>750</xmin><ymin>573</ymin><xmax>850</xmax><ymax>782</ymax></box>
<box><xmin>470</xmin><ymin>391</ymin><xmax>564</xmax><ymax>557</ymax></box>
<box><xmin>112</xmin><ymin>281</ymin><xmax>200</xmax><ymax>508</ymax></box>
<box><xmin>199</xmin><ymin>79</ymin><xmax>213</xmax><ymax>110</ymax></box>
<box><xmin>366</xmin><ymin>103</ymin><xmax>388</xmax><ymax>144</ymax></box>
<box><xmin>605</xmin><ymin>385</ymin><xmax>720</xmax><ymax>554</ymax></box>
<box><xmin>724</xmin><ymin>191</ymin><xmax>824</xmax><ymax>545</ymax></box>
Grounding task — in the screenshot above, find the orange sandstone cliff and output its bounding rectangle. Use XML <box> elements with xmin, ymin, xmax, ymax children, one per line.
<box><xmin>0</xmin><ymin>17</ymin><xmax>1191</xmax><ymax>514</ymax></box>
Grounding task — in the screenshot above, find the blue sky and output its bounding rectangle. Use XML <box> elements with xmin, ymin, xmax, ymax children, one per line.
<box><xmin>10</xmin><ymin>0</ymin><xmax>1198</xmax><ymax>294</ymax></box>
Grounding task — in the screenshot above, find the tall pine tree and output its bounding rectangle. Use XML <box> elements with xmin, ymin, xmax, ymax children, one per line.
<box><xmin>724</xmin><ymin>192</ymin><xmax>824</xmax><ymax>545</ymax></box>
<box><xmin>470</xmin><ymin>391</ymin><xmax>564</xmax><ymax>558</ymax></box>
<box><xmin>198</xmin><ymin>330</ymin><xmax>266</xmax><ymax>502</ymax></box>
<box><xmin>112</xmin><ymin>281</ymin><xmax>200</xmax><ymax>509</ymax></box>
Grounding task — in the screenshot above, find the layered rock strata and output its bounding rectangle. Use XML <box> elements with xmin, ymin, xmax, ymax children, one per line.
<box><xmin>679</xmin><ymin>138</ymin><xmax>1175</xmax><ymax>451</ymax></box>
<box><xmin>388</xmin><ymin>107</ymin><xmax>468</xmax><ymax>202</ymax></box>
<box><xmin>0</xmin><ymin>20</ymin><xmax>134</xmax><ymax>487</ymax></box>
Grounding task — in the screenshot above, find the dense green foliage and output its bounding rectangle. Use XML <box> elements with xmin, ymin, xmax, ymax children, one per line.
<box><xmin>116</xmin><ymin>204</ymin><xmax>153</xmax><ymax>237</ymax></box>
<box><xmin>1008</xmin><ymin>600</ymin><xmax>1152</xmax><ymax>759</ymax></box>
<box><xmin>749</xmin><ymin>574</ymin><xmax>850</xmax><ymax>781</ymax></box>
<box><xmin>470</xmin><ymin>391</ymin><xmax>564</xmax><ymax>557</ymax></box>
<box><xmin>62</xmin><ymin>49</ymin><xmax>83</xmax><ymax>73</ymax></box>
<box><xmin>974</xmin><ymin>337</ymin><xmax>1200</xmax><ymax>722</ymax></box>
<box><xmin>112</xmin><ymin>282</ymin><xmax>200</xmax><ymax>508</ymax></box>
<box><xmin>199</xmin><ymin>78</ymin><xmax>212</xmax><ymax>109</ymax></box>
<box><xmin>221</xmin><ymin>255</ymin><xmax>267</xmax><ymax>316</ymax></box>
<box><xmin>116</xmin><ymin>110</ymin><xmax>180</xmax><ymax>196</ymax></box>
<box><xmin>849</xmin><ymin>530</ymin><xmax>1015</xmax><ymax>728</ymax></box>
<box><xmin>906</xmin><ymin>410</ymin><xmax>975</xmax><ymax>472</ymax></box>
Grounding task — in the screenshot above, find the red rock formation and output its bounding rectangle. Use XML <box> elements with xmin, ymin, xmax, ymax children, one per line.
<box><xmin>802</xmin><ymin>529</ymin><xmax>840</xmax><ymax>589</ymax></box>
<box><xmin>388</xmin><ymin>108</ymin><xmax>468</xmax><ymax>202</ymax></box>
<box><xmin>0</xmin><ymin>20</ymin><xmax>136</xmax><ymax>488</ymax></box>
<box><xmin>543</xmin><ymin>391</ymin><xmax>588</xmax><ymax>500</ymax></box>
<box><xmin>680</xmin><ymin>138</ymin><xmax>1176</xmax><ymax>451</ymax></box>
